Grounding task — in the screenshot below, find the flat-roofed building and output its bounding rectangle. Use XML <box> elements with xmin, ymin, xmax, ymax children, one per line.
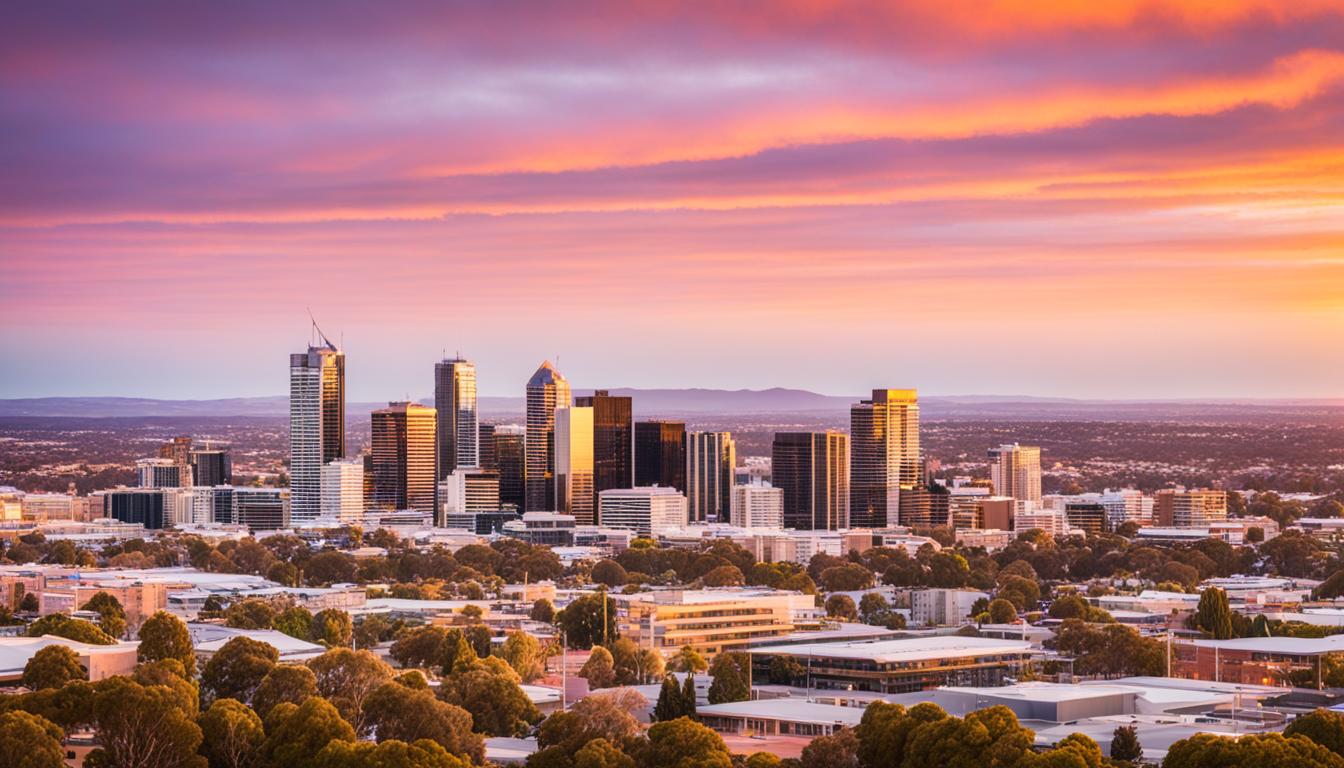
<box><xmin>598</xmin><ymin>486</ymin><xmax>687</xmax><ymax>536</ymax></box>
<box><xmin>321</xmin><ymin>458</ymin><xmax>365</xmax><ymax>522</ymax></box>
<box><xmin>0</xmin><ymin>636</ymin><xmax>139</xmax><ymax>682</ymax></box>
<box><xmin>438</xmin><ymin>468</ymin><xmax>501</xmax><ymax>523</ymax></box>
<box><xmin>987</xmin><ymin>444</ymin><xmax>1042</xmax><ymax>504</ymax></box>
<box><xmin>731</xmin><ymin>484</ymin><xmax>784</xmax><ymax>529</ymax></box>
<box><xmin>748</xmin><ymin>635</ymin><xmax>1033</xmax><ymax>693</ymax></box>
<box><xmin>615</xmin><ymin>589</ymin><xmax>800</xmax><ymax>658</ymax></box>
<box><xmin>1154</xmin><ymin>489</ymin><xmax>1227</xmax><ymax>528</ymax></box>
<box><xmin>698</xmin><ymin>698</ymin><xmax>864</xmax><ymax>738</ymax></box>
<box><xmin>232</xmin><ymin>487</ymin><xmax>289</xmax><ymax>531</ymax></box>
<box><xmin>911</xmin><ymin>588</ymin><xmax>990</xmax><ymax>626</ymax></box>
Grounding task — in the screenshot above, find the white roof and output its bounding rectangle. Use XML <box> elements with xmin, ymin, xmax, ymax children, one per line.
<box><xmin>1193</xmin><ymin>634</ymin><xmax>1344</xmax><ymax>655</ymax></box>
<box><xmin>0</xmin><ymin>635</ymin><xmax>138</xmax><ymax>676</ymax></box>
<box><xmin>750</xmin><ymin>635</ymin><xmax>1033</xmax><ymax>663</ymax></box>
<box><xmin>697</xmin><ymin>698</ymin><xmax>866</xmax><ymax>727</ymax></box>
<box><xmin>194</xmin><ymin>629</ymin><xmax>325</xmax><ymax>658</ymax></box>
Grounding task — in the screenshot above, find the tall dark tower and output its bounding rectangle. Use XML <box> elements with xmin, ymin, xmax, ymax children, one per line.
<box><xmin>575</xmin><ymin>390</ymin><xmax>633</xmax><ymax>500</ymax></box>
<box><xmin>634</xmin><ymin>420</ymin><xmax>686</xmax><ymax>491</ymax></box>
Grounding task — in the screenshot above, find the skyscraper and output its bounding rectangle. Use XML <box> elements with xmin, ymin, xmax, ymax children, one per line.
<box><xmin>849</xmin><ymin>389</ymin><xmax>920</xmax><ymax>528</ymax></box>
<box><xmin>321</xmin><ymin>458</ymin><xmax>365</xmax><ymax>522</ymax></box>
<box><xmin>525</xmin><ymin>361</ymin><xmax>570</xmax><ymax>511</ymax></box>
<box><xmin>290</xmin><ymin>343</ymin><xmax>345</xmax><ymax>523</ymax></box>
<box><xmin>771</xmin><ymin>431</ymin><xmax>850</xmax><ymax>530</ymax></box>
<box><xmin>634</xmin><ymin>420</ymin><xmax>686</xmax><ymax>491</ymax></box>
<box><xmin>554</xmin><ymin>405</ymin><xmax>595</xmax><ymax>524</ymax></box>
<box><xmin>434</xmin><ymin>357</ymin><xmax>478</xmax><ymax>477</ymax></box>
<box><xmin>987</xmin><ymin>444</ymin><xmax>1042</xmax><ymax>504</ymax></box>
<box><xmin>575</xmin><ymin>390</ymin><xmax>632</xmax><ymax>497</ymax></box>
<box><xmin>158</xmin><ymin>436</ymin><xmax>193</xmax><ymax>486</ymax></box>
<box><xmin>371</xmin><ymin>402</ymin><xmax>437</xmax><ymax>516</ymax></box>
<box><xmin>481</xmin><ymin>424</ymin><xmax>526</xmax><ymax>511</ymax></box>
<box><xmin>686</xmin><ymin>431</ymin><xmax>735</xmax><ymax>523</ymax></box>
<box><xmin>190</xmin><ymin>444</ymin><xmax>232</xmax><ymax>487</ymax></box>
<box><xmin>136</xmin><ymin>458</ymin><xmax>181</xmax><ymax>489</ymax></box>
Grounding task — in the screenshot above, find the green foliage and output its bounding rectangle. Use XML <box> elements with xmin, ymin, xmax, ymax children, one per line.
<box><xmin>198</xmin><ymin>698</ymin><xmax>265</xmax><ymax>768</ymax></box>
<box><xmin>580</xmin><ymin>646</ymin><xmax>616</xmax><ymax>689</ymax></box>
<box><xmin>825</xmin><ymin>594</ymin><xmax>858</xmax><ymax>621</ymax></box>
<box><xmin>556</xmin><ymin>593</ymin><xmax>618</xmax><ymax>650</ymax></box>
<box><xmin>435</xmin><ymin>657</ymin><xmax>540</xmax><ymax>737</ymax></box>
<box><xmin>607</xmin><ymin>638</ymin><xmax>664</xmax><ymax>685</ymax></box>
<box><xmin>251</xmin><ymin>664</ymin><xmax>318</xmax><ymax>719</ymax></box>
<box><xmin>643</xmin><ymin>717</ymin><xmax>732</xmax><ymax>768</ymax></box>
<box><xmin>138</xmin><ymin>611</ymin><xmax>197</xmax><ymax>676</ymax></box>
<box><xmin>0</xmin><ymin>710</ymin><xmax>65</xmax><ymax>768</ymax></box>
<box><xmin>26</xmin><ymin>613</ymin><xmax>116</xmax><ymax>645</ymax></box>
<box><xmin>1110</xmin><ymin>724</ymin><xmax>1142</xmax><ymax>762</ymax></box>
<box><xmin>274</xmin><ymin>606</ymin><xmax>314</xmax><ymax>640</ymax></box>
<box><xmin>591</xmin><ymin>560</ymin><xmax>629</xmax><ymax>587</ymax></box>
<box><xmin>768</xmin><ymin>655</ymin><xmax>805</xmax><ymax>685</ymax></box>
<box><xmin>313</xmin><ymin>738</ymin><xmax>471</xmax><ymax>768</ymax></box>
<box><xmin>799</xmin><ymin>727</ymin><xmax>859</xmax><ymax>768</ymax></box>
<box><xmin>362</xmin><ymin>681</ymin><xmax>484</xmax><ymax>763</ymax></box>
<box><xmin>1164</xmin><ymin>732</ymin><xmax>1344</xmax><ymax>768</ymax></box>
<box><xmin>86</xmin><ymin>676</ymin><xmax>206</xmax><ymax>768</ymax></box>
<box><xmin>1286</xmin><ymin>709</ymin><xmax>1344</xmax><ymax>757</ymax></box>
<box><xmin>574</xmin><ymin>738</ymin><xmax>635</xmax><ymax>768</ymax></box>
<box><xmin>261</xmin><ymin>698</ymin><xmax>356</xmax><ymax>768</ymax></box>
<box><xmin>307</xmin><ymin>648</ymin><xmax>394</xmax><ymax>734</ymax></box>
<box><xmin>201</xmin><ymin>636</ymin><xmax>279</xmax><ymax>704</ymax></box>
<box><xmin>310</xmin><ymin>609</ymin><xmax>354</xmax><ymax>647</ymax></box>
<box><xmin>707</xmin><ymin>653</ymin><xmax>750</xmax><ymax>704</ymax></box>
<box><xmin>667</xmin><ymin>645</ymin><xmax>708</xmax><ymax>674</ymax></box>
<box><xmin>498</xmin><ymin>630</ymin><xmax>544</xmax><ymax>682</ymax></box>
<box><xmin>653</xmin><ymin>675</ymin><xmax>695</xmax><ymax>722</ymax></box>
<box><xmin>225</xmin><ymin>599</ymin><xmax>276</xmax><ymax>630</ymax></box>
<box><xmin>1046</xmin><ymin>619</ymin><xmax>1166</xmax><ymax>678</ymax></box>
<box><xmin>820</xmin><ymin>563</ymin><xmax>875</xmax><ymax>592</ymax></box>
<box><xmin>81</xmin><ymin>591</ymin><xmax>128</xmax><ymax>639</ymax></box>
<box><xmin>987</xmin><ymin>598</ymin><xmax>1018</xmax><ymax>624</ymax></box>
<box><xmin>1193</xmin><ymin>587</ymin><xmax>1235</xmax><ymax>639</ymax></box>
<box><xmin>21</xmin><ymin>644</ymin><xmax>86</xmax><ymax>690</ymax></box>
<box><xmin>530</xmin><ymin>599</ymin><xmax>556</xmax><ymax>623</ymax></box>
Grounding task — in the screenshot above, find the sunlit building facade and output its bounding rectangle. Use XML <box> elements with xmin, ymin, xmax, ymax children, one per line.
<box><xmin>687</xmin><ymin>431</ymin><xmax>736</xmax><ymax>523</ymax></box>
<box><xmin>988</xmin><ymin>444</ymin><xmax>1042</xmax><ymax>504</ymax></box>
<box><xmin>434</xmin><ymin>357</ymin><xmax>478</xmax><ymax>476</ymax></box>
<box><xmin>371</xmin><ymin>402</ymin><xmax>437</xmax><ymax>516</ymax></box>
<box><xmin>849</xmin><ymin>389</ymin><xmax>920</xmax><ymax>528</ymax></box>
<box><xmin>290</xmin><ymin>344</ymin><xmax>345</xmax><ymax>522</ymax></box>
<box><xmin>575</xmin><ymin>390</ymin><xmax>633</xmax><ymax>498</ymax></box>
<box><xmin>554</xmin><ymin>405</ymin><xmax>595</xmax><ymax>524</ymax></box>
<box><xmin>525</xmin><ymin>361</ymin><xmax>571</xmax><ymax>512</ymax></box>
<box><xmin>635</xmin><ymin>420</ymin><xmax>687</xmax><ymax>492</ymax></box>
<box><xmin>771</xmin><ymin>431</ymin><xmax>849</xmax><ymax>530</ymax></box>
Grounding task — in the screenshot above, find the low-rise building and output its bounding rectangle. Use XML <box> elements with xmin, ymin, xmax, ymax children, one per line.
<box><xmin>0</xmin><ymin>636</ymin><xmax>139</xmax><ymax>682</ymax></box>
<box><xmin>748</xmin><ymin>636</ymin><xmax>1033</xmax><ymax>693</ymax></box>
<box><xmin>910</xmin><ymin>588</ymin><xmax>989</xmax><ymax>627</ymax></box>
<box><xmin>615</xmin><ymin>589</ymin><xmax>801</xmax><ymax>659</ymax></box>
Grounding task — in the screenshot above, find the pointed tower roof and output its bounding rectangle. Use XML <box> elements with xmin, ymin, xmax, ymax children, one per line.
<box><xmin>527</xmin><ymin>360</ymin><xmax>567</xmax><ymax>388</ymax></box>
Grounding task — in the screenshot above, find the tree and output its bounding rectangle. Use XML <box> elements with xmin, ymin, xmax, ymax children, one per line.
<box><xmin>313</xmin><ymin>738</ymin><xmax>471</xmax><ymax>768</ymax></box>
<box><xmin>139</xmin><ymin>611</ymin><xmax>197</xmax><ymax>676</ymax></box>
<box><xmin>0</xmin><ymin>710</ymin><xmax>65</xmax><ymax>768</ymax></box>
<box><xmin>201</xmin><ymin>636</ymin><xmax>278</xmax><ymax>704</ymax></box>
<box><xmin>573</xmin><ymin>738</ymin><xmax>634</xmax><ymax>768</ymax></box>
<box><xmin>667</xmin><ymin>646</ymin><xmax>708</xmax><ymax>674</ymax></box>
<box><xmin>1164</xmin><ymin>732</ymin><xmax>1343</xmax><ymax>768</ymax></box>
<box><xmin>310</xmin><ymin>609</ymin><xmax>354</xmax><ymax>647</ymax></box>
<box><xmin>825</xmin><ymin>594</ymin><xmax>858</xmax><ymax>621</ymax></box>
<box><xmin>768</xmin><ymin>655</ymin><xmax>804</xmax><ymax>685</ymax></box>
<box><xmin>304</xmin><ymin>551</ymin><xmax>358</xmax><ymax>586</ymax></box>
<box><xmin>530</xmin><ymin>599</ymin><xmax>555</xmax><ymax>624</ymax></box>
<box><xmin>591</xmin><ymin>560</ymin><xmax>629</xmax><ymax>587</ymax></box>
<box><xmin>260</xmin><ymin>698</ymin><xmax>356</xmax><ymax>768</ymax></box>
<box><xmin>820</xmin><ymin>564</ymin><xmax>875</xmax><ymax>592</ymax></box>
<box><xmin>198</xmin><ymin>699</ymin><xmax>265</xmax><ymax>768</ymax></box>
<box><xmin>707</xmin><ymin>653</ymin><xmax>750</xmax><ymax>704</ymax></box>
<box><xmin>499</xmin><ymin>630</ymin><xmax>544</xmax><ymax>682</ymax></box>
<box><xmin>436</xmin><ymin>659</ymin><xmax>540</xmax><ymax>737</ymax></box>
<box><xmin>134</xmin><ymin>659</ymin><xmax>200</xmax><ymax>717</ymax></box>
<box><xmin>653</xmin><ymin>675</ymin><xmax>692</xmax><ymax>722</ymax></box>
<box><xmin>22</xmin><ymin>644</ymin><xmax>86</xmax><ymax>690</ymax></box>
<box><xmin>536</xmin><ymin>691</ymin><xmax>645</xmax><ymax>763</ymax></box>
<box><xmin>307</xmin><ymin>648</ymin><xmax>394</xmax><ymax>733</ymax></box>
<box><xmin>18</xmin><ymin>593</ymin><xmax>40</xmax><ymax>612</ymax></box>
<box><xmin>800</xmin><ymin>728</ymin><xmax>859</xmax><ymax>768</ymax></box>
<box><xmin>608</xmin><ymin>637</ymin><xmax>663</xmax><ymax>685</ymax></box>
<box><xmin>225</xmin><ymin>599</ymin><xmax>276</xmax><ymax>630</ymax></box>
<box><xmin>858</xmin><ymin>593</ymin><xmax>890</xmax><ymax>625</ymax></box>
<box><xmin>580</xmin><ymin>646</ymin><xmax>617</xmax><ymax>689</ymax></box>
<box><xmin>390</xmin><ymin>626</ymin><xmax>450</xmax><ymax>670</ymax></box>
<box><xmin>643</xmin><ymin>717</ymin><xmax>732</xmax><ymax>768</ymax></box>
<box><xmin>701</xmin><ymin>565</ymin><xmax>745</xmax><ymax>587</ymax></box>
<box><xmin>26</xmin><ymin>613</ymin><xmax>115</xmax><ymax>645</ymax></box>
<box><xmin>362</xmin><ymin>682</ymin><xmax>484</xmax><ymax>764</ymax></box>
<box><xmin>556</xmin><ymin>593</ymin><xmax>618</xmax><ymax>650</ymax></box>
<box><xmin>251</xmin><ymin>664</ymin><xmax>318</xmax><ymax>719</ymax></box>
<box><xmin>81</xmin><ymin>591</ymin><xmax>128</xmax><ymax>639</ymax></box>
<box><xmin>1285</xmin><ymin>709</ymin><xmax>1344</xmax><ymax>757</ymax></box>
<box><xmin>987</xmin><ymin>598</ymin><xmax>1018</xmax><ymax>624</ymax></box>
<box><xmin>1193</xmin><ymin>587</ymin><xmax>1235</xmax><ymax>639</ymax></box>
<box><xmin>85</xmin><ymin>676</ymin><xmax>206</xmax><ymax>768</ymax></box>
<box><xmin>274</xmin><ymin>606</ymin><xmax>314</xmax><ymax>640</ymax></box>
<box><xmin>1110</xmin><ymin>724</ymin><xmax>1142</xmax><ymax>762</ymax></box>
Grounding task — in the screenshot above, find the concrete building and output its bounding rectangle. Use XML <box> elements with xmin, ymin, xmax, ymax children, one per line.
<box><xmin>434</xmin><ymin>356</ymin><xmax>479</xmax><ymax>477</ymax></box>
<box><xmin>849</xmin><ymin>389</ymin><xmax>920</xmax><ymax>528</ymax></box>
<box><xmin>290</xmin><ymin>342</ymin><xmax>345</xmax><ymax>523</ymax></box>
<box><xmin>1154</xmin><ymin>489</ymin><xmax>1228</xmax><ymax>528</ymax></box>
<box><xmin>575</xmin><ymin>390</ymin><xmax>633</xmax><ymax>501</ymax></box>
<box><xmin>502</xmin><ymin>511</ymin><xmax>576</xmax><ymax>547</ymax></box>
<box><xmin>481</xmin><ymin>424</ymin><xmax>526</xmax><ymax>512</ymax></box>
<box><xmin>687</xmin><ymin>432</ymin><xmax>735</xmax><ymax>524</ymax></box>
<box><xmin>616</xmin><ymin>589</ymin><xmax>801</xmax><ymax>658</ymax></box>
<box><xmin>136</xmin><ymin>458</ymin><xmax>181</xmax><ymax>489</ymax></box>
<box><xmin>911</xmin><ymin>588</ymin><xmax>990</xmax><ymax>626</ymax></box>
<box><xmin>321</xmin><ymin>458</ymin><xmax>365</xmax><ymax>522</ymax></box>
<box><xmin>731</xmin><ymin>484</ymin><xmax>784</xmax><ymax>529</ymax></box>
<box><xmin>598</xmin><ymin>487</ymin><xmax>688</xmax><ymax>536</ymax></box>
<box><xmin>987</xmin><ymin>444</ymin><xmax>1042</xmax><ymax>504</ymax></box>
<box><xmin>748</xmin><ymin>635</ymin><xmax>1032</xmax><ymax>693</ymax></box>
<box><xmin>232</xmin><ymin>487</ymin><xmax>290</xmax><ymax>531</ymax></box>
<box><xmin>438</xmin><ymin>468</ymin><xmax>501</xmax><ymax>522</ymax></box>
<box><xmin>190</xmin><ymin>445</ymin><xmax>232</xmax><ymax>487</ymax></box>
<box><xmin>0</xmin><ymin>636</ymin><xmax>139</xmax><ymax>682</ymax></box>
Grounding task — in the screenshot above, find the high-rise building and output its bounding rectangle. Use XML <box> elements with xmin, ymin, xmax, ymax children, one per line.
<box><xmin>438</xmin><ymin>468</ymin><xmax>502</xmax><ymax>521</ymax></box>
<box><xmin>525</xmin><ymin>361</ymin><xmax>571</xmax><ymax>511</ymax></box>
<box><xmin>849</xmin><ymin>389</ymin><xmax>920</xmax><ymax>528</ymax></box>
<box><xmin>554</xmin><ymin>406</ymin><xmax>595</xmax><ymax>524</ymax></box>
<box><xmin>481</xmin><ymin>424</ymin><xmax>526</xmax><ymax>512</ymax></box>
<box><xmin>434</xmin><ymin>357</ymin><xmax>479</xmax><ymax>478</ymax></box>
<box><xmin>598</xmin><ymin>487</ymin><xmax>688</xmax><ymax>537</ymax></box>
<box><xmin>190</xmin><ymin>444</ymin><xmax>232</xmax><ymax>487</ymax></box>
<box><xmin>1154</xmin><ymin>489</ymin><xmax>1228</xmax><ymax>528</ymax></box>
<box><xmin>987</xmin><ymin>444</ymin><xmax>1042</xmax><ymax>504</ymax></box>
<box><xmin>635</xmin><ymin>421</ymin><xmax>687</xmax><ymax>491</ymax></box>
<box><xmin>136</xmin><ymin>458</ymin><xmax>181</xmax><ymax>489</ymax></box>
<box><xmin>233</xmin><ymin>487</ymin><xmax>290</xmax><ymax>531</ymax></box>
<box><xmin>1099</xmin><ymin>489</ymin><xmax>1153</xmax><ymax>529</ymax></box>
<box><xmin>158</xmin><ymin>436</ymin><xmax>193</xmax><ymax>486</ymax></box>
<box><xmin>290</xmin><ymin>343</ymin><xmax>345</xmax><ymax>523</ymax></box>
<box><xmin>771</xmin><ymin>431</ymin><xmax>850</xmax><ymax>530</ymax></box>
<box><xmin>686</xmin><ymin>431</ymin><xmax>735</xmax><ymax>523</ymax></box>
<box><xmin>371</xmin><ymin>402</ymin><xmax>437</xmax><ymax>516</ymax></box>
<box><xmin>1064</xmin><ymin>501</ymin><xmax>1107</xmax><ymax>536</ymax></box>
<box><xmin>321</xmin><ymin>458</ymin><xmax>365</xmax><ymax>522</ymax></box>
<box><xmin>731</xmin><ymin>484</ymin><xmax>785</xmax><ymax>529</ymax></box>
<box><xmin>575</xmin><ymin>390</ymin><xmax>633</xmax><ymax>497</ymax></box>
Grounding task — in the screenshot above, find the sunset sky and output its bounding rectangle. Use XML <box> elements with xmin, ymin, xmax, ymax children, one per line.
<box><xmin>3</xmin><ymin>1</ymin><xmax>1343</xmax><ymax>400</ymax></box>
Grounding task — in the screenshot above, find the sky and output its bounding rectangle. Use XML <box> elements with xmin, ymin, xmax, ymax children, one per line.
<box><xmin>2</xmin><ymin>1</ymin><xmax>1343</xmax><ymax>401</ymax></box>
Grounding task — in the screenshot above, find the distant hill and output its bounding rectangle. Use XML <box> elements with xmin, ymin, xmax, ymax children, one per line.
<box><xmin>2</xmin><ymin>391</ymin><xmax>1341</xmax><ymax>420</ymax></box>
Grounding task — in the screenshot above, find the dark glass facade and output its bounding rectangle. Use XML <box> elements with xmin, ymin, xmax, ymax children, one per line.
<box><xmin>772</xmin><ymin>431</ymin><xmax>849</xmax><ymax>530</ymax></box>
<box><xmin>109</xmin><ymin>491</ymin><xmax>167</xmax><ymax>529</ymax></box>
<box><xmin>190</xmin><ymin>448</ymin><xmax>232</xmax><ymax>487</ymax></box>
<box><xmin>575</xmin><ymin>390</ymin><xmax>633</xmax><ymax>500</ymax></box>
<box><xmin>634</xmin><ymin>420</ymin><xmax>686</xmax><ymax>491</ymax></box>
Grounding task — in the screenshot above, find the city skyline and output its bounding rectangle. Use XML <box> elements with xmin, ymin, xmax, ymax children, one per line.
<box><xmin>4</xmin><ymin>3</ymin><xmax>1344</xmax><ymax>401</ymax></box>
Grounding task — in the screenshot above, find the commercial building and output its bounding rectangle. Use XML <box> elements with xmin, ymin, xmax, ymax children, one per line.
<box><xmin>158</xmin><ymin>436</ymin><xmax>194</xmax><ymax>486</ymax></box>
<box><xmin>371</xmin><ymin>402</ymin><xmax>437</xmax><ymax>516</ymax></box>
<box><xmin>616</xmin><ymin>589</ymin><xmax>800</xmax><ymax>658</ymax></box>
<box><xmin>1099</xmin><ymin>489</ymin><xmax>1152</xmax><ymax>528</ymax></box>
<box><xmin>771</xmin><ymin>431</ymin><xmax>849</xmax><ymax>530</ymax></box>
<box><xmin>687</xmin><ymin>431</ymin><xmax>735</xmax><ymax>523</ymax></box>
<box><xmin>1014</xmin><ymin>509</ymin><xmax>1068</xmax><ymax>536</ymax></box>
<box><xmin>698</xmin><ymin>698</ymin><xmax>864</xmax><ymax>738</ymax></box>
<box><xmin>232</xmin><ymin>487</ymin><xmax>289</xmax><ymax>530</ymax></box>
<box><xmin>1154</xmin><ymin>489</ymin><xmax>1228</xmax><ymax>528</ymax></box>
<box><xmin>19</xmin><ymin>493</ymin><xmax>90</xmax><ymax>522</ymax></box>
<box><xmin>103</xmin><ymin>487</ymin><xmax>173</xmax><ymax>529</ymax></box>
<box><xmin>1065</xmin><ymin>501</ymin><xmax>1108</xmax><ymax>536</ymax></box>
<box><xmin>634</xmin><ymin>421</ymin><xmax>686</xmax><ymax>492</ymax></box>
<box><xmin>443</xmin><ymin>510</ymin><xmax>520</xmax><ymax>535</ymax></box>
<box><xmin>987</xmin><ymin>444</ymin><xmax>1042</xmax><ymax>504</ymax></box>
<box><xmin>598</xmin><ymin>487</ymin><xmax>688</xmax><ymax>536</ymax></box>
<box><xmin>554</xmin><ymin>406</ymin><xmax>595</xmax><ymax>524</ymax></box>
<box><xmin>0</xmin><ymin>636</ymin><xmax>139</xmax><ymax>683</ymax></box>
<box><xmin>190</xmin><ymin>445</ymin><xmax>232</xmax><ymax>487</ymax></box>
<box><xmin>290</xmin><ymin>342</ymin><xmax>345</xmax><ymax>522</ymax></box>
<box><xmin>911</xmin><ymin>588</ymin><xmax>990</xmax><ymax>626</ymax></box>
<box><xmin>438</xmin><ymin>468</ymin><xmax>501</xmax><ymax>521</ymax></box>
<box><xmin>731</xmin><ymin>484</ymin><xmax>784</xmax><ymax>529</ymax></box>
<box><xmin>481</xmin><ymin>424</ymin><xmax>526</xmax><ymax>511</ymax></box>
<box><xmin>849</xmin><ymin>389</ymin><xmax>920</xmax><ymax>528</ymax></box>
<box><xmin>136</xmin><ymin>458</ymin><xmax>181</xmax><ymax>489</ymax></box>
<box><xmin>1175</xmin><ymin>634</ymin><xmax>1344</xmax><ymax>687</ymax></box>
<box><xmin>434</xmin><ymin>356</ymin><xmax>479</xmax><ymax>478</ymax></box>
<box><xmin>748</xmin><ymin>636</ymin><xmax>1033</xmax><ymax>693</ymax></box>
<box><xmin>525</xmin><ymin>361</ymin><xmax>571</xmax><ymax>512</ymax></box>
<box><xmin>188</xmin><ymin>485</ymin><xmax>234</xmax><ymax>525</ymax></box>
<box><xmin>575</xmin><ymin>390</ymin><xmax>633</xmax><ymax>499</ymax></box>
<box><xmin>502</xmin><ymin>511</ymin><xmax>576</xmax><ymax>547</ymax></box>
<box><xmin>321</xmin><ymin>458</ymin><xmax>365</xmax><ymax>522</ymax></box>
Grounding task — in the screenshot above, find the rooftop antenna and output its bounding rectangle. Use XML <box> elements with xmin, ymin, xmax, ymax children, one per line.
<box><xmin>307</xmin><ymin>307</ymin><xmax>337</xmax><ymax>351</ymax></box>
